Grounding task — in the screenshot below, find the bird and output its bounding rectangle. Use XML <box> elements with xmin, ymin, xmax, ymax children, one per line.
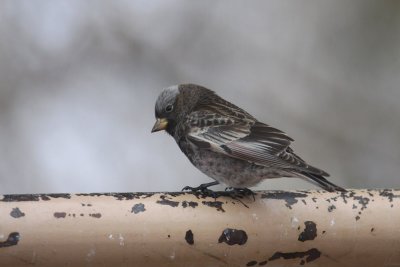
<box><xmin>151</xmin><ymin>84</ymin><xmax>346</xmax><ymax>193</ymax></box>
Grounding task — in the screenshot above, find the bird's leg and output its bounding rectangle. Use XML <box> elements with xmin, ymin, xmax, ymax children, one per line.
<box><xmin>225</xmin><ymin>187</ymin><xmax>256</xmax><ymax>201</ymax></box>
<box><xmin>182</xmin><ymin>181</ymin><xmax>220</xmax><ymax>196</ymax></box>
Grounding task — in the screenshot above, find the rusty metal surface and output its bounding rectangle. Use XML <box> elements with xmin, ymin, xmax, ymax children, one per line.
<box><xmin>0</xmin><ymin>189</ymin><xmax>399</xmax><ymax>267</ymax></box>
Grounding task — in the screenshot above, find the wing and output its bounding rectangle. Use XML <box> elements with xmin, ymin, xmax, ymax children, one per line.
<box><xmin>185</xmin><ymin>94</ymin><xmax>328</xmax><ymax>174</ymax></box>
<box><xmin>186</xmin><ymin>109</ymin><xmax>311</xmax><ymax>169</ymax></box>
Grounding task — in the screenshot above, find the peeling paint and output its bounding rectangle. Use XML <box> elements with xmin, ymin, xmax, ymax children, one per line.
<box><xmin>132</xmin><ymin>203</ymin><xmax>146</xmax><ymax>214</ymax></box>
<box><xmin>0</xmin><ymin>189</ymin><xmax>398</xmax><ymax>265</ymax></box>
<box><xmin>379</xmin><ymin>189</ymin><xmax>400</xmax><ymax>202</ymax></box>
<box><xmin>268</xmin><ymin>248</ymin><xmax>321</xmax><ymax>265</ymax></box>
<box><xmin>298</xmin><ymin>221</ymin><xmax>317</xmax><ymax>242</ymax></box>
<box><xmin>10</xmin><ymin>207</ymin><xmax>25</xmax><ymax>218</ymax></box>
<box><xmin>246</xmin><ymin>260</ymin><xmax>257</xmax><ymax>266</ymax></box>
<box><xmin>89</xmin><ymin>213</ymin><xmax>102</xmax><ymax>218</ymax></box>
<box><xmin>328</xmin><ymin>205</ymin><xmax>336</xmax><ymax>212</ymax></box>
<box><xmin>182</xmin><ymin>201</ymin><xmax>198</xmax><ymax>208</ymax></box>
<box><xmin>218</xmin><ymin>228</ymin><xmax>248</xmax><ymax>246</ymax></box>
<box><xmin>40</xmin><ymin>194</ymin><xmax>71</xmax><ymax>201</ymax></box>
<box><xmin>353</xmin><ymin>196</ymin><xmax>370</xmax><ymax>210</ymax></box>
<box><xmin>168</xmin><ymin>192</ymin><xmax>186</xmax><ymax>197</ymax></box>
<box><xmin>54</xmin><ymin>212</ymin><xmax>67</xmax><ymax>218</ymax></box>
<box><xmin>1</xmin><ymin>194</ymin><xmax>70</xmax><ymax>202</ymax></box>
<box><xmin>156</xmin><ymin>196</ymin><xmax>179</xmax><ymax>207</ymax></box>
<box><xmin>0</xmin><ymin>232</ymin><xmax>20</xmax><ymax>248</ymax></box>
<box><xmin>261</xmin><ymin>191</ymin><xmax>308</xmax><ymax>209</ymax></box>
<box><xmin>76</xmin><ymin>192</ymin><xmax>155</xmax><ymax>200</ymax></box>
<box><xmin>340</xmin><ymin>191</ymin><xmax>355</xmax><ymax>204</ymax></box>
<box><xmin>185</xmin><ymin>230</ymin><xmax>194</xmax><ymax>245</ymax></box>
<box><xmin>202</xmin><ymin>201</ymin><xmax>225</xmax><ymax>212</ymax></box>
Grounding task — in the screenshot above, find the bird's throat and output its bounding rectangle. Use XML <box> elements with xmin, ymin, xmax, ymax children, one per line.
<box><xmin>165</xmin><ymin>120</ymin><xmax>176</xmax><ymax>136</ymax></box>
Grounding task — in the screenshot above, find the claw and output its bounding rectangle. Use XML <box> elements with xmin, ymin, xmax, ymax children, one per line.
<box><xmin>182</xmin><ymin>185</ymin><xmax>195</xmax><ymax>191</ymax></box>
<box><xmin>182</xmin><ymin>181</ymin><xmax>220</xmax><ymax>198</ymax></box>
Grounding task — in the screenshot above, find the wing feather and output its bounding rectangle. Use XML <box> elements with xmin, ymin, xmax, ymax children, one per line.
<box><xmin>184</xmin><ymin>91</ymin><xmax>327</xmax><ymax>175</ymax></box>
<box><xmin>186</xmin><ymin>109</ymin><xmax>303</xmax><ymax>169</ymax></box>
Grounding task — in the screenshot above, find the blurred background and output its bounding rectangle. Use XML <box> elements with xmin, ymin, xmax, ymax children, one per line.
<box><xmin>0</xmin><ymin>1</ymin><xmax>399</xmax><ymax>194</ymax></box>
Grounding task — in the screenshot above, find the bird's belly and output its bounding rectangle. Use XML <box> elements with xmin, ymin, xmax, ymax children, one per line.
<box><xmin>189</xmin><ymin>149</ymin><xmax>282</xmax><ymax>188</ymax></box>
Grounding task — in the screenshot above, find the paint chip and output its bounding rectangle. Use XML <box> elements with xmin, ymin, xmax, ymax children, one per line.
<box><xmin>185</xmin><ymin>230</ymin><xmax>194</xmax><ymax>245</ymax></box>
<box><xmin>131</xmin><ymin>203</ymin><xmax>146</xmax><ymax>214</ymax></box>
<box><xmin>54</xmin><ymin>212</ymin><xmax>67</xmax><ymax>219</ymax></box>
<box><xmin>10</xmin><ymin>208</ymin><xmax>25</xmax><ymax>218</ymax></box>
<box><xmin>218</xmin><ymin>228</ymin><xmax>248</xmax><ymax>246</ymax></box>
<box><xmin>298</xmin><ymin>221</ymin><xmax>317</xmax><ymax>242</ymax></box>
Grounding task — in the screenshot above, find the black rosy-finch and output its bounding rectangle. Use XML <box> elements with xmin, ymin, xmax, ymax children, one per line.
<box><xmin>151</xmin><ymin>84</ymin><xmax>345</xmax><ymax>192</ymax></box>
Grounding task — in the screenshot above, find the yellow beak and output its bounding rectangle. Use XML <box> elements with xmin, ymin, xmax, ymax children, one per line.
<box><xmin>151</xmin><ymin>118</ymin><xmax>169</xmax><ymax>133</ymax></box>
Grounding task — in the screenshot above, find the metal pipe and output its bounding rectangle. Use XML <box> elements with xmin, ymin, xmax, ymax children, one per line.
<box><xmin>0</xmin><ymin>189</ymin><xmax>399</xmax><ymax>267</ymax></box>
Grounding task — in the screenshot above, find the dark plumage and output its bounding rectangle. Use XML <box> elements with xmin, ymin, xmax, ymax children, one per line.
<box><xmin>151</xmin><ymin>84</ymin><xmax>346</xmax><ymax>192</ymax></box>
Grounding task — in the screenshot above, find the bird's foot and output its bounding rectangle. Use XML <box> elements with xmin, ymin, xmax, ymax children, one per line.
<box><xmin>182</xmin><ymin>181</ymin><xmax>219</xmax><ymax>198</ymax></box>
<box><xmin>225</xmin><ymin>187</ymin><xmax>256</xmax><ymax>201</ymax></box>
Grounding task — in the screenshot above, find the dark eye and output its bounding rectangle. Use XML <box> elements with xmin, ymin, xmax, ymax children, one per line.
<box><xmin>165</xmin><ymin>104</ymin><xmax>173</xmax><ymax>113</ymax></box>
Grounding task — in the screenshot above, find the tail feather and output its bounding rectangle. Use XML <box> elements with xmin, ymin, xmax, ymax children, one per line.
<box><xmin>300</xmin><ymin>171</ymin><xmax>347</xmax><ymax>192</ymax></box>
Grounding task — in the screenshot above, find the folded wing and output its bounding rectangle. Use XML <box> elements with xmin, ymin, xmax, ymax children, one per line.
<box><xmin>186</xmin><ymin>110</ymin><xmax>313</xmax><ymax>170</ymax></box>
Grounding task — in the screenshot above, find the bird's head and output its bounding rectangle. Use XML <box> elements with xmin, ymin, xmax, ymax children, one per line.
<box><xmin>151</xmin><ymin>85</ymin><xmax>182</xmax><ymax>135</ymax></box>
<box><xmin>151</xmin><ymin>84</ymin><xmax>214</xmax><ymax>136</ymax></box>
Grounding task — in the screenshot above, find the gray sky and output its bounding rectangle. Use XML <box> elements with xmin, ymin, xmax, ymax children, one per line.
<box><xmin>0</xmin><ymin>1</ymin><xmax>399</xmax><ymax>193</ymax></box>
